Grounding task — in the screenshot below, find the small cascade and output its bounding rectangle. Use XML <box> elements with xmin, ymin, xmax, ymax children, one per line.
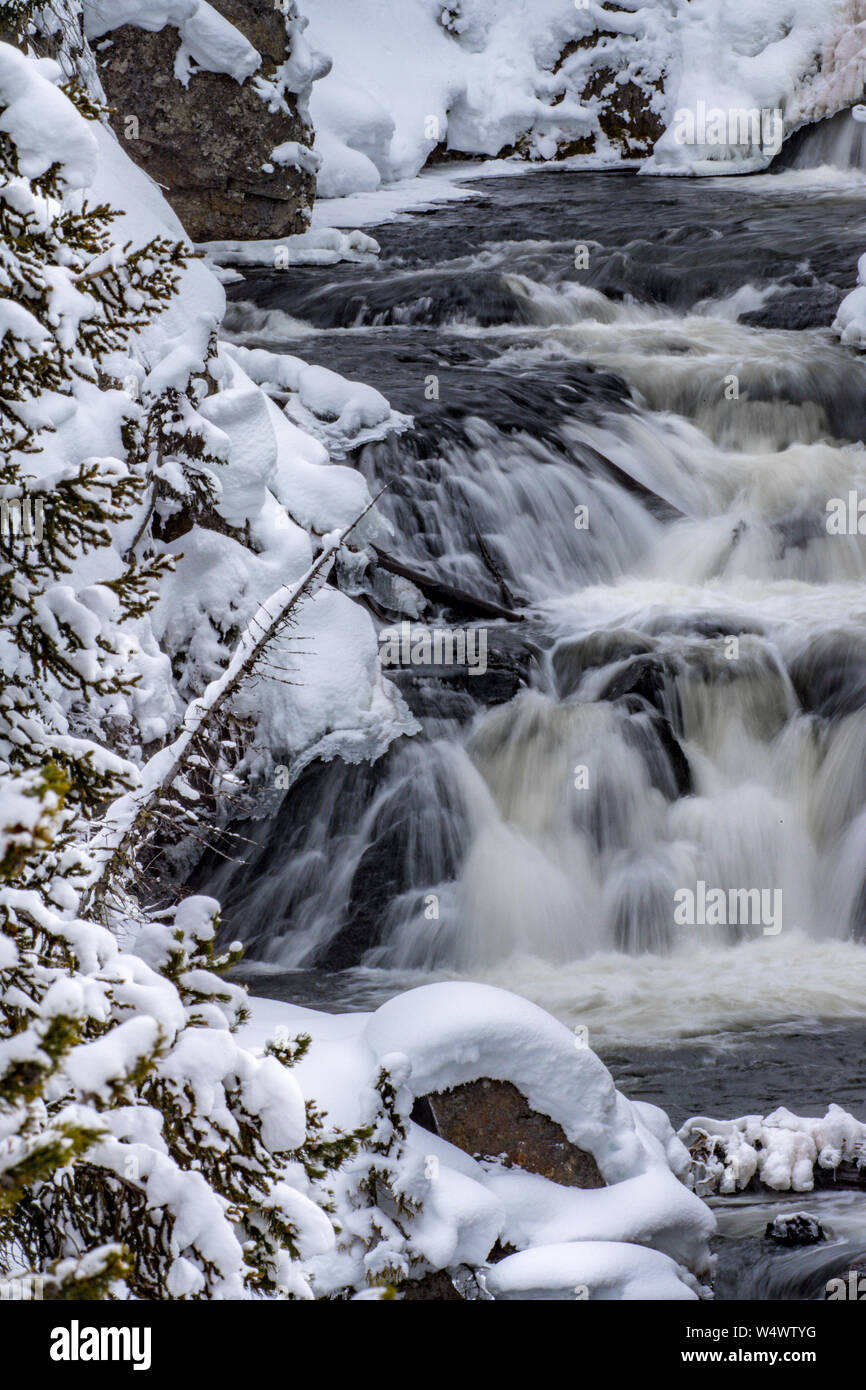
<box><xmin>775</xmin><ymin>107</ymin><xmax>866</xmax><ymax>173</ymax></box>
<box><xmin>201</xmin><ymin>167</ymin><xmax>866</xmax><ymax>1043</ymax></box>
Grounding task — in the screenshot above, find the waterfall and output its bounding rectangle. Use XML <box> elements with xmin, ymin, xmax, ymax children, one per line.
<box><xmin>202</xmin><ymin>167</ymin><xmax>866</xmax><ymax>1041</ymax></box>
<box><xmin>776</xmin><ymin>107</ymin><xmax>866</xmax><ymax>173</ymax></box>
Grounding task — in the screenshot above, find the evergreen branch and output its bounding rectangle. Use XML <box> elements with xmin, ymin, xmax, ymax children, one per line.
<box><xmin>82</xmin><ymin>492</ymin><xmax>384</xmax><ymax>915</ymax></box>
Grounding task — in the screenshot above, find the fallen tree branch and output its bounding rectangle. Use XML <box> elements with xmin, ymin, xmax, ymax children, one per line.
<box><xmin>83</xmin><ymin>496</ymin><xmax>382</xmax><ymax>916</ymax></box>
<box><xmin>371</xmin><ymin>546</ymin><xmax>525</xmax><ymax>622</ymax></box>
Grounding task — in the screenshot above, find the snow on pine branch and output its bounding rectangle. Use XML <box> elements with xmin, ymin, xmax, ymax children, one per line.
<box><xmin>83</xmin><ymin>494</ymin><xmax>384</xmax><ymax>911</ymax></box>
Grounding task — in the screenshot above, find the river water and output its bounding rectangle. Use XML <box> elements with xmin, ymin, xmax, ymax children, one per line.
<box><xmin>202</xmin><ymin>164</ymin><xmax>866</xmax><ymax>1289</ymax></box>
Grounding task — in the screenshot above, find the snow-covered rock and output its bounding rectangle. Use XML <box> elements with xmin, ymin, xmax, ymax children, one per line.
<box><xmin>200</xmin><ymin>226</ymin><xmax>380</xmax><ymax>267</ymax></box>
<box><xmin>835</xmin><ymin>251</ymin><xmax>866</xmax><ymax>347</ymax></box>
<box><xmin>680</xmin><ymin>1105</ymin><xmax>866</xmax><ymax>1195</ymax></box>
<box><xmin>303</xmin><ymin>0</ymin><xmax>866</xmax><ymax>198</ymax></box>
<box><xmin>485</xmin><ymin>1241</ymin><xmax>702</xmax><ymax>1301</ymax></box>
<box><xmin>241</xmin><ymin>982</ymin><xmax>716</xmax><ymax>1296</ymax></box>
<box><xmin>85</xmin><ymin>0</ymin><xmax>328</xmax><ymax>240</ymax></box>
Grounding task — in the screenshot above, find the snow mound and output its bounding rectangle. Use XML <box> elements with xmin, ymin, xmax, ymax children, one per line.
<box><xmin>485</xmin><ymin>1240</ymin><xmax>701</xmax><ymax>1301</ymax></box>
<box><xmin>305</xmin><ymin>0</ymin><xmax>599</xmax><ymax>197</ymax></box>
<box><xmin>223</xmin><ymin>342</ymin><xmax>411</xmax><ymax>459</ymax></box>
<box><xmin>241</xmin><ymin>982</ymin><xmax>715</xmax><ymax>1297</ymax></box>
<box><xmin>680</xmin><ymin>1105</ymin><xmax>866</xmax><ymax>1195</ymax></box>
<box><xmin>200</xmin><ymin>227</ymin><xmax>380</xmax><ymax>268</ymax></box>
<box><xmin>835</xmin><ymin>251</ymin><xmax>866</xmax><ymax>347</ymax></box>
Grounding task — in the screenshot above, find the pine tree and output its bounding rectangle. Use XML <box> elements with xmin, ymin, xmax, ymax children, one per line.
<box><xmin>0</xmin><ymin>43</ymin><xmax>369</xmax><ymax>1300</ymax></box>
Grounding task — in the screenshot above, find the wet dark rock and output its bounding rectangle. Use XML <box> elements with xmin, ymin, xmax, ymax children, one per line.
<box><xmin>739</xmin><ymin>285</ymin><xmax>842</xmax><ymax>331</ymax></box>
<box><xmin>813</xmin><ymin>1161</ymin><xmax>866</xmax><ymax>1191</ymax></box>
<box><xmin>765</xmin><ymin>1213</ymin><xmax>827</xmax><ymax>1245</ymax></box>
<box><xmin>620</xmin><ymin>703</ymin><xmax>693</xmax><ymax>799</ymax></box>
<box><xmin>551</xmin><ymin>629</ymin><xmax>656</xmax><ymax>700</ymax></box>
<box><xmin>316</xmin><ymin>769</ymin><xmax>468</xmax><ymax>971</ymax></box>
<box><xmin>413</xmin><ymin>1078</ymin><xmax>606</xmax><ymax>1189</ymax></box>
<box><xmin>398</xmin><ymin>1269</ymin><xmax>464</xmax><ymax>1300</ymax></box>
<box><xmin>789</xmin><ymin>632</ymin><xmax>866</xmax><ymax>719</ymax></box>
<box><xmin>599</xmin><ymin>653</ymin><xmax>682</xmax><ymax>729</ymax></box>
<box><xmin>582</xmin><ymin>70</ymin><xmax>665</xmax><ymax>158</ymax></box>
<box><xmin>386</xmin><ymin>630</ymin><xmax>535</xmax><ymax>719</ymax></box>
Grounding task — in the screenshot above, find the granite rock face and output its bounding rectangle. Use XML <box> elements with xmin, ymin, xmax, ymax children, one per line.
<box><xmin>94</xmin><ymin>0</ymin><xmax>322</xmax><ymax>241</ymax></box>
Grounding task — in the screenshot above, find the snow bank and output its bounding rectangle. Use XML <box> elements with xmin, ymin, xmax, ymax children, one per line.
<box><xmin>485</xmin><ymin>1241</ymin><xmax>701</xmax><ymax>1300</ymax></box>
<box><xmin>304</xmin><ymin>0</ymin><xmax>865</xmax><ymax>198</ymax></box>
<box><xmin>680</xmin><ymin>1105</ymin><xmax>866</xmax><ymax>1194</ymax></box>
<box><xmin>20</xmin><ymin>58</ymin><xmax>413</xmax><ymax>804</ymax></box>
<box><xmin>305</xmin><ymin>0</ymin><xmax>599</xmax><ymax>197</ymax></box>
<box><xmin>200</xmin><ymin>227</ymin><xmax>380</xmax><ymax>267</ymax></box>
<box><xmin>241</xmin><ymin>982</ymin><xmax>715</xmax><ymax>1297</ymax></box>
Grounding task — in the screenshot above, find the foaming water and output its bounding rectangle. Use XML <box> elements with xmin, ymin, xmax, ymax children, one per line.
<box><xmin>205</xmin><ymin>169</ymin><xmax>866</xmax><ymax>1056</ymax></box>
<box><xmin>705</xmin><ymin>1186</ymin><xmax>866</xmax><ymax>1301</ymax></box>
<box><xmin>477</xmin><ymin>937</ymin><xmax>866</xmax><ymax>1048</ymax></box>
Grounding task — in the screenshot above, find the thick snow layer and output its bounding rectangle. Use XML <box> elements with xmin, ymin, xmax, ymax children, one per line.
<box><xmin>309</xmin><ymin>165</ymin><xmax>481</xmax><ymax>229</ymax></box>
<box><xmin>83</xmin><ymin>0</ymin><xmax>260</xmax><ymax>85</ymax></box>
<box><xmin>240</xmin><ymin>982</ymin><xmax>715</xmax><ymax>1296</ymax></box>
<box><xmin>480</xmin><ymin>1165</ymin><xmax>714</xmax><ymax>1272</ymax></box>
<box><xmin>485</xmin><ymin>1241</ymin><xmax>701</xmax><ymax>1300</ymax></box>
<box><xmin>305</xmin><ymin>0</ymin><xmax>864</xmax><ymax>198</ymax></box>
<box><xmin>305</xmin><ymin>0</ymin><xmax>598</xmax><ymax>197</ymax></box>
<box><xmin>222</xmin><ymin>342</ymin><xmax>410</xmax><ymax>459</ymax></box>
<box><xmin>649</xmin><ymin>0</ymin><xmax>860</xmax><ymax>175</ymax></box>
<box><xmin>200</xmin><ymin>227</ymin><xmax>380</xmax><ymax>267</ymax></box>
<box><xmin>680</xmin><ymin>1105</ymin><xmax>866</xmax><ymax>1194</ymax></box>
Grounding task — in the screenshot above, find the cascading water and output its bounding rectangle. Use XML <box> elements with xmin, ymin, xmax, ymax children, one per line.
<box><xmin>776</xmin><ymin>106</ymin><xmax>866</xmax><ymax>174</ymax></box>
<box><xmin>200</xmin><ymin>168</ymin><xmax>866</xmax><ymax>1103</ymax></box>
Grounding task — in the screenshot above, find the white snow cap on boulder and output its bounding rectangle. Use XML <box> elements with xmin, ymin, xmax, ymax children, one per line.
<box><xmin>835</xmin><ymin>251</ymin><xmax>866</xmax><ymax>348</ymax></box>
<box><xmin>83</xmin><ymin>0</ymin><xmax>260</xmax><ymax>85</ymax></box>
<box><xmin>486</xmin><ymin>1240</ymin><xmax>702</xmax><ymax>1301</ymax></box>
<box><xmin>243</xmin><ymin>981</ymin><xmax>715</xmax><ymax>1297</ymax></box>
<box><xmin>365</xmin><ymin>981</ymin><xmax>650</xmax><ymax>1184</ymax></box>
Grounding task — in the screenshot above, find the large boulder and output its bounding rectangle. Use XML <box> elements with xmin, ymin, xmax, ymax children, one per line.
<box><xmin>416</xmin><ymin>1078</ymin><xmax>606</xmax><ymax>1189</ymax></box>
<box><xmin>89</xmin><ymin>0</ymin><xmax>325</xmax><ymax>241</ymax></box>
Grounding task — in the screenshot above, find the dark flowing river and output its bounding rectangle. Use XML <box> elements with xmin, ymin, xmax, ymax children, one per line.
<box><xmin>200</xmin><ymin>163</ymin><xmax>866</xmax><ymax>1294</ymax></box>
